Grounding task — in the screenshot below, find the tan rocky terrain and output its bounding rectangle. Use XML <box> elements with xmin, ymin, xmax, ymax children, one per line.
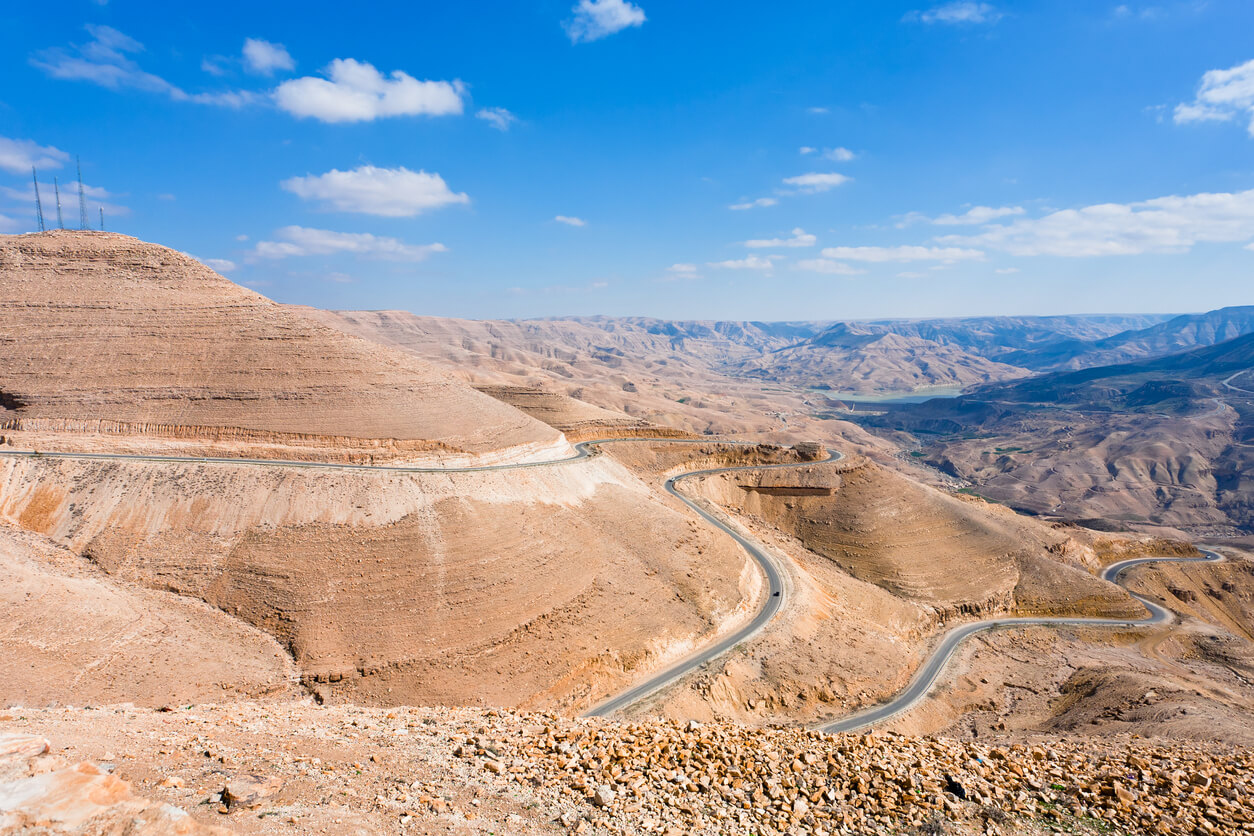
<box><xmin>0</xmin><ymin>231</ymin><xmax>776</xmax><ymax>719</ymax></box>
<box><xmin>6</xmin><ymin>703</ymin><xmax>1253</xmax><ymax>835</ymax></box>
<box><xmin>737</xmin><ymin>322</ymin><xmax>1031</xmax><ymax>395</ymax></box>
<box><xmin>303</xmin><ymin>309</ymin><xmax>846</xmax><ymax>440</ymax></box>
<box><xmin>871</xmin><ymin>331</ymin><xmax>1254</xmax><ymax>536</ymax></box>
<box><xmin>0</xmin><ymin>231</ymin><xmax>566</xmax><ymax>465</ymax></box>
<box><xmin>4</xmin><ymin>230</ymin><xmax>1254</xmax><ymax>835</ymax></box>
<box><xmin>0</xmin><ymin>521</ymin><xmax>297</xmax><ymax>708</ymax></box>
<box><xmin>583</xmin><ymin>442</ymin><xmax>1183</xmax><ymax>735</ymax></box>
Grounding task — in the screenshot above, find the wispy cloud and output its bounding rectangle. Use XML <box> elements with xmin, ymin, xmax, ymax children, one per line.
<box><xmin>252</xmin><ymin>226</ymin><xmax>447</xmax><ymax>262</ymax></box>
<box><xmin>274</xmin><ymin>59</ymin><xmax>464</xmax><ymax>123</ymax></box>
<box><xmin>938</xmin><ymin>188</ymin><xmax>1254</xmax><ymax>256</ymax></box>
<box><xmin>820</xmin><ymin>245</ymin><xmax>985</xmax><ymax>262</ymax></box>
<box><xmin>476</xmin><ymin>107</ymin><xmax>518</xmax><ymax>131</ymax></box>
<box><xmin>794</xmin><ymin>258</ymin><xmax>866</xmax><ymax>275</ymax></box>
<box><xmin>662</xmin><ymin>262</ymin><xmax>702</xmax><ymax>281</ymax></box>
<box><xmin>564</xmin><ymin>0</ymin><xmax>646</xmax><ymax>43</ymax></box>
<box><xmin>729</xmin><ymin>197</ymin><xmax>778</xmax><ymax>211</ymax></box>
<box><xmin>281</xmin><ymin>166</ymin><xmax>469</xmax><ymax>217</ymax></box>
<box><xmin>555</xmin><ymin>215</ymin><xmax>587</xmax><ymax>226</ymax></box>
<box><xmin>0</xmin><ymin>136</ymin><xmax>69</xmax><ymax>174</ymax></box>
<box><xmin>904</xmin><ymin>2</ymin><xmax>1003</xmax><ymax>24</ymax></box>
<box><xmin>197</xmin><ymin>257</ymin><xmax>238</xmax><ymax>273</ymax></box>
<box><xmin>3</xmin><ymin>181</ymin><xmax>129</xmax><ymax>216</ymax></box>
<box><xmin>744</xmin><ymin>227</ymin><xmax>816</xmax><ymax>248</ymax></box>
<box><xmin>898</xmin><ymin>205</ymin><xmax>1025</xmax><ymax>227</ymax></box>
<box><xmin>1174</xmin><ymin>58</ymin><xmax>1254</xmax><ymax>136</ymax></box>
<box><xmin>781</xmin><ymin>172</ymin><xmax>851</xmax><ymax>194</ymax></box>
<box><xmin>801</xmin><ymin>146</ymin><xmax>856</xmax><ymax>161</ymax></box>
<box><xmin>708</xmin><ymin>254</ymin><xmax>782</xmax><ymax>271</ymax></box>
<box><xmin>32</xmin><ymin>25</ymin><xmax>258</xmax><ymax>107</ymax></box>
<box><xmin>242</xmin><ymin>38</ymin><xmax>295</xmax><ymax>76</ymax></box>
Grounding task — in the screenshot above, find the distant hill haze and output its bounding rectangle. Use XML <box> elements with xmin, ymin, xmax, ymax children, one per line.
<box><xmin>869</xmin><ymin>330</ymin><xmax>1254</xmax><ymax>534</ymax></box>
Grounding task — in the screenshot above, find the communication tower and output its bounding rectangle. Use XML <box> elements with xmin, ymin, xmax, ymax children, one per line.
<box><xmin>32</xmin><ymin>167</ymin><xmax>45</xmax><ymax>232</ymax></box>
<box><xmin>54</xmin><ymin>177</ymin><xmax>64</xmax><ymax>229</ymax></box>
<box><xmin>77</xmin><ymin>157</ymin><xmax>89</xmax><ymax>230</ymax></box>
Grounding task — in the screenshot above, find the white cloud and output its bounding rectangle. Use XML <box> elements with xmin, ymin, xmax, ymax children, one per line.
<box><xmin>252</xmin><ymin>226</ymin><xmax>447</xmax><ymax>262</ymax></box>
<box><xmin>476</xmin><ymin>107</ymin><xmax>517</xmax><ymax>131</ymax></box>
<box><xmin>897</xmin><ymin>205</ymin><xmax>1024</xmax><ymax>227</ymax></box>
<box><xmin>820</xmin><ymin>245</ymin><xmax>985</xmax><ymax>263</ymax></box>
<box><xmin>1246</xmin><ymin>242</ymin><xmax>1254</xmax><ymax>252</ymax></box>
<box><xmin>905</xmin><ymin>2</ymin><xmax>1003</xmax><ymax>24</ymax></box>
<box><xmin>564</xmin><ymin>0</ymin><xmax>646</xmax><ymax>43</ymax></box>
<box><xmin>708</xmin><ymin>254</ymin><xmax>782</xmax><ymax>271</ymax></box>
<box><xmin>807</xmin><ymin>106</ymin><xmax>830</xmax><ymax>114</ymax></box>
<box><xmin>897</xmin><ymin>271</ymin><xmax>926</xmax><ymax>278</ymax></box>
<box><xmin>744</xmin><ymin>227</ymin><xmax>816</xmax><ymax>248</ymax></box>
<box><xmin>801</xmin><ymin>146</ymin><xmax>856</xmax><ymax>161</ymax></box>
<box><xmin>781</xmin><ymin>172</ymin><xmax>851</xmax><ymax>194</ymax></box>
<box><xmin>274</xmin><ymin>59</ymin><xmax>464</xmax><ymax>123</ymax></box>
<box><xmin>729</xmin><ymin>197</ymin><xmax>778</xmax><ymax>210</ymax></box>
<box><xmin>938</xmin><ymin>188</ymin><xmax>1254</xmax><ymax>256</ymax></box>
<box><xmin>994</xmin><ymin>267</ymin><xmax>1020</xmax><ymax>274</ymax></box>
<box><xmin>198</xmin><ymin>257</ymin><xmax>238</xmax><ymax>273</ymax></box>
<box><xmin>0</xmin><ymin>136</ymin><xmax>69</xmax><ymax>174</ymax></box>
<box><xmin>33</xmin><ymin>25</ymin><xmax>257</xmax><ymax>108</ymax></box>
<box><xmin>3</xmin><ymin>181</ymin><xmax>129</xmax><ymax>216</ymax></box>
<box><xmin>1174</xmin><ymin>58</ymin><xmax>1254</xmax><ymax>136</ymax></box>
<box><xmin>242</xmin><ymin>38</ymin><xmax>295</xmax><ymax>76</ymax></box>
<box><xmin>667</xmin><ymin>262</ymin><xmax>699</xmax><ymax>274</ymax></box>
<box><xmin>795</xmin><ymin>259</ymin><xmax>866</xmax><ymax>275</ymax></box>
<box><xmin>280</xmin><ymin>166</ymin><xmax>469</xmax><ymax>217</ymax></box>
<box><xmin>935</xmin><ymin>205</ymin><xmax>1025</xmax><ymax>225</ymax></box>
<box><xmin>555</xmin><ymin>215</ymin><xmax>587</xmax><ymax>226</ymax></box>
<box><xmin>0</xmin><ymin>214</ymin><xmax>24</xmax><ymax>233</ymax></box>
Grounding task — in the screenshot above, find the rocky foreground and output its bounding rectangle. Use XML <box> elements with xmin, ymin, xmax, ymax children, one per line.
<box><xmin>3</xmin><ymin>702</ymin><xmax>1252</xmax><ymax>835</ymax></box>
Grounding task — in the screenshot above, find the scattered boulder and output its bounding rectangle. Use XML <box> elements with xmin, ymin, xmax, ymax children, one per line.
<box><xmin>221</xmin><ymin>773</ymin><xmax>283</xmax><ymax>810</ymax></box>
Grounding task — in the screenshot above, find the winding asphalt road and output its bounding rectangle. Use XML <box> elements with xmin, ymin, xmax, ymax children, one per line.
<box><xmin>817</xmin><ymin>548</ymin><xmax>1224</xmax><ymax>733</ymax></box>
<box><xmin>0</xmin><ymin>440</ymin><xmax>1225</xmax><ymax>732</ymax></box>
<box><xmin>584</xmin><ymin>448</ymin><xmax>843</xmax><ymax>717</ymax></box>
<box><xmin>0</xmin><ymin>437</ymin><xmax>840</xmax><ymax>718</ymax></box>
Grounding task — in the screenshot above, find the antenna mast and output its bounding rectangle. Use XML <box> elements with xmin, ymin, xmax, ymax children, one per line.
<box><xmin>32</xmin><ymin>167</ymin><xmax>45</xmax><ymax>232</ymax></box>
<box><xmin>76</xmin><ymin>156</ymin><xmax>89</xmax><ymax>230</ymax></box>
<box><xmin>99</xmin><ymin>207</ymin><xmax>105</xmax><ymax>231</ymax></box>
<box><xmin>53</xmin><ymin>177</ymin><xmax>64</xmax><ymax>229</ymax></box>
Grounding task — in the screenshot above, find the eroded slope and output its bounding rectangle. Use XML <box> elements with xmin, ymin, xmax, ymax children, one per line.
<box><xmin>0</xmin><ymin>231</ymin><xmax>563</xmax><ymax>463</ymax></box>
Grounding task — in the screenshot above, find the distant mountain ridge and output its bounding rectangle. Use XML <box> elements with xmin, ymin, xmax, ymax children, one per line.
<box><xmin>1002</xmin><ymin>305</ymin><xmax>1254</xmax><ymax>371</ymax></box>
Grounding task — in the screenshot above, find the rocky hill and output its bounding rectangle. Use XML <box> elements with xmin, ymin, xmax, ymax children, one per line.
<box><xmin>735</xmin><ymin>322</ymin><xmax>1031</xmax><ymax>394</ymax></box>
<box><xmin>866</xmin><ymin>332</ymin><xmax>1254</xmax><ymax>534</ymax></box>
<box><xmin>1004</xmin><ymin>305</ymin><xmax>1254</xmax><ymax>371</ymax></box>
<box><xmin>0</xmin><ymin>231</ymin><xmax>565</xmax><ymax>465</ymax></box>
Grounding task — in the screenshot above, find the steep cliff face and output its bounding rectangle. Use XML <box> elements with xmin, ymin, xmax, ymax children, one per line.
<box><xmin>0</xmin><ymin>231</ymin><xmax>565</xmax><ymax>463</ymax></box>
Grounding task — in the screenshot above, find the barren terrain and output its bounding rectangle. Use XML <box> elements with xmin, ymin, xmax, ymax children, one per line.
<box><xmin>4</xmin><ymin>231</ymin><xmax>1254</xmax><ymax>835</ymax></box>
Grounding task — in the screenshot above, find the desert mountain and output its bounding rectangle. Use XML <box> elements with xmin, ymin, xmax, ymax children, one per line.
<box><xmin>735</xmin><ymin>321</ymin><xmax>1032</xmax><ymax>394</ymax></box>
<box><xmin>0</xmin><ymin>231</ymin><xmax>776</xmax><ymax>716</ymax></box>
<box><xmin>1004</xmin><ymin>305</ymin><xmax>1254</xmax><ymax>371</ymax></box>
<box><xmin>304</xmin><ymin>309</ymin><xmax>846</xmax><ymax>438</ymax></box>
<box><xmin>867</xmin><ymin>332</ymin><xmax>1254</xmax><ymax>534</ymax></box>
<box><xmin>0</xmin><ymin>231</ymin><xmax>565</xmax><ymax>464</ymax></box>
<box><xmin>846</xmin><ymin>313</ymin><xmax>1170</xmax><ymax>360</ymax></box>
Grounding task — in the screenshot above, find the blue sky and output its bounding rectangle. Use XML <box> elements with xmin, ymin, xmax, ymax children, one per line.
<box><xmin>2</xmin><ymin>0</ymin><xmax>1252</xmax><ymax>320</ymax></box>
